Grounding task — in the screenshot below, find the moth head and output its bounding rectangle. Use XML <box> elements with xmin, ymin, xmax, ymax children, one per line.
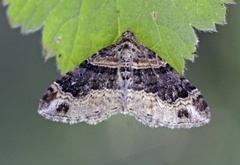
<box><xmin>118</xmin><ymin>30</ymin><xmax>137</xmax><ymax>44</ymax></box>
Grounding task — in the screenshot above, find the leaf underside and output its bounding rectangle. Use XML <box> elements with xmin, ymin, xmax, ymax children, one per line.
<box><xmin>3</xmin><ymin>0</ymin><xmax>232</xmax><ymax>74</ymax></box>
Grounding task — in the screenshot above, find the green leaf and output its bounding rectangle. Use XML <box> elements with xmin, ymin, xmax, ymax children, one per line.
<box><xmin>3</xmin><ymin>0</ymin><xmax>233</xmax><ymax>74</ymax></box>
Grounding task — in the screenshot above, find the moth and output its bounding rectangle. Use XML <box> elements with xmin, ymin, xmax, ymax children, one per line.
<box><xmin>38</xmin><ymin>30</ymin><xmax>210</xmax><ymax>129</ymax></box>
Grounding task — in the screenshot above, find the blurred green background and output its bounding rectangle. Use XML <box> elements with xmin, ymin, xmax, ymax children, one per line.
<box><xmin>1</xmin><ymin>4</ymin><xmax>240</xmax><ymax>165</ymax></box>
